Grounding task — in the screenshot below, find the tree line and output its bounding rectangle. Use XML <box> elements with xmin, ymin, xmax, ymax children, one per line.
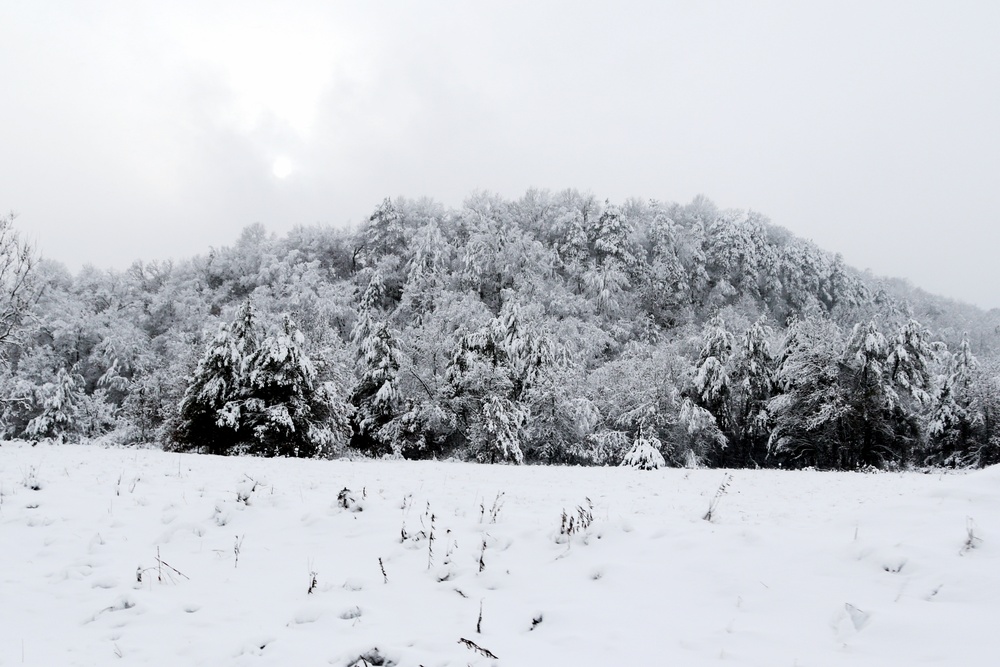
<box><xmin>2</xmin><ymin>192</ymin><xmax>999</xmax><ymax>469</ymax></box>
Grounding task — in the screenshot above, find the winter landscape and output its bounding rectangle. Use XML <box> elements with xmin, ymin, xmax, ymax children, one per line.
<box><xmin>4</xmin><ymin>441</ymin><xmax>998</xmax><ymax>666</ymax></box>
<box><xmin>4</xmin><ymin>188</ymin><xmax>1000</xmax><ymax>666</ymax></box>
<box><xmin>5</xmin><ymin>2</ymin><xmax>1000</xmax><ymax>665</ymax></box>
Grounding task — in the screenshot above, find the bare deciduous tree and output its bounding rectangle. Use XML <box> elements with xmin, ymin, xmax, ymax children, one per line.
<box><xmin>0</xmin><ymin>213</ymin><xmax>40</xmax><ymax>352</ymax></box>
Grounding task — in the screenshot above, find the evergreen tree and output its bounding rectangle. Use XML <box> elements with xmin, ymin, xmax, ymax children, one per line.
<box><xmin>722</xmin><ymin>318</ymin><xmax>775</xmax><ymax>467</ymax></box>
<box><xmin>590</xmin><ymin>201</ymin><xmax>637</xmax><ymax>268</ymax></box>
<box><xmin>175</xmin><ymin>301</ymin><xmax>256</xmax><ymax>455</ymax></box>
<box><xmin>842</xmin><ymin>319</ymin><xmax>910</xmax><ymax>467</ymax></box>
<box><xmin>176</xmin><ymin>303</ymin><xmax>339</xmax><ymax>457</ymax></box>
<box><xmin>621</xmin><ymin>428</ymin><xmax>667</xmax><ymax>470</ymax></box>
<box><xmin>350</xmin><ymin>272</ymin><xmax>402</xmax><ymax>454</ymax></box>
<box><xmin>360</xmin><ymin>198</ymin><xmax>406</xmax><ymax>267</ymax></box>
<box><xmin>445</xmin><ymin>300</ymin><xmax>551</xmax><ymax>463</ymax></box>
<box><xmin>692</xmin><ymin>316</ymin><xmax>735</xmax><ymax>434</ymax></box>
<box><xmin>767</xmin><ymin>317</ymin><xmax>851</xmax><ymax>467</ymax></box>
<box><xmin>473</xmin><ymin>395</ymin><xmax>526</xmax><ymax>464</ymax></box>
<box><xmin>242</xmin><ymin>315</ymin><xmax>346</xmax><ymax>458</ymax></box>
<box><xmin>927</xmin><ymin>335</ymin><xmax>989</xmax><ymax>465</ymax></box>
<box><xmin>638</xmin><ymin>209</ymin><xmax>690</xmax><ymax>327</ymax></box>
<box><xmin>25</xmin><ymin>367</ymin><xmax>83</xmax><ymax>442</ymax></box>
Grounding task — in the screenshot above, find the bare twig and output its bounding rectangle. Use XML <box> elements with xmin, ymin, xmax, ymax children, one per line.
<box><xmin>962</xmin><ymin>517</ymin><xmax>982</xmax><ymax>554</ymax></box>
<box><xmin>487</xmin><ymin>492</ymin><xmax>505</xmax><ymax>523</ymax></box>
<box><xmin>458</xmin><ymin>638</ymin><xmax>498</xmax><ymax>659</ymax></box>
<box><xmin>703</xmin><ymin>474</ymin><xmax>733</xmax><ymax>522</ymax></box>
<box><xmin>307</xmin><ymin>571</ymin><xmax>318</xmax><ymax>594</ymax></box>
<box><xmin>427</xmin><ymin>513</ymin><xmax>436</xmax><ymax>570</ymax></box>
<box><xmin>155</xmin><ymin>552</ymin><xmax>190</xmax><ymax>580</ymax></box>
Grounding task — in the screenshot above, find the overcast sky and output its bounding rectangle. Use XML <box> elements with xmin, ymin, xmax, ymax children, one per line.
<box><xmin>2</xmin><ymin>1</ymin><xmax>999</xmax><ymax>308</ymax></box>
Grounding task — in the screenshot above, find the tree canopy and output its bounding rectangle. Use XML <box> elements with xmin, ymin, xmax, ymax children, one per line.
<box><xmin>4</xmin><ymin>192</ymin><xmax>1000</xmax><ymax>469</ymax></box>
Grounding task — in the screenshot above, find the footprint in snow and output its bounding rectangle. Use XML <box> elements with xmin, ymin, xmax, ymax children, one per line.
<box><xmin>845</xmin><ymin>603</ymin><xmax>871</xmax><ymax>630</ymax></box>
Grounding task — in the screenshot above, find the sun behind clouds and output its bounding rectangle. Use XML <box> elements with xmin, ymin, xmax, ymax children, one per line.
<box><xmin>272</xmin><ymin>156</ymin><xmax>294</xmax><ymax>180</ymax></box>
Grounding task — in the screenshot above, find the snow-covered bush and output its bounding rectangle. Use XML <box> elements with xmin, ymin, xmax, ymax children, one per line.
<box><xmin>621</xmin><ymin>431</ymin><xmax>666</xmax><ymax>470</ymax></box>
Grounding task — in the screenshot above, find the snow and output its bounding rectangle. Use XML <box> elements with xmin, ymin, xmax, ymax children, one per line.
<box><xmin>1</xmin><ymin>443</ymin><xmax>997</xmax><ymax>666</ymax></box>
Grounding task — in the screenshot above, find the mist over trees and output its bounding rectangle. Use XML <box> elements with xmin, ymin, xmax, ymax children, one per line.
<box><xmin>4</xmin><ymin>191</ymin><xmax>1000</xmax><ymax>469</ymax></box>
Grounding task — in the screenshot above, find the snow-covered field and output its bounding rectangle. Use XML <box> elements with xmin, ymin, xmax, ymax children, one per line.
<box><xmin>1</xmin><ymin>443</ymin><xmax>996</xmax><ymax>666</ymax></box>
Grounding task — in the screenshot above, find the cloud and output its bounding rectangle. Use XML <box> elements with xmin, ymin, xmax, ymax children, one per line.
<box><xmin>2</xmin><ymin>1</ymin><xmax>1000</xmax><ymax>308</ymax></box>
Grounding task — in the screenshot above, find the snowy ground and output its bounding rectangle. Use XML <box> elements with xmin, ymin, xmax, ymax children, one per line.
<box><xmin>1</xmin><ymin>443</ymin><xmax>997</xmax><ymax>666</ymax></box>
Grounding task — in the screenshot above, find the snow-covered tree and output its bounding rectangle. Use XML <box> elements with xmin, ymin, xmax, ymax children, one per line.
<box><xmin>691</xmin><ymin>316</ymin><xmax>735</xmax><ymax>437</ymax></box>
<box><xmin>767</xmin><ymin>317</ymin><xmax>851</xmax><ymax>467</ymax></box>
<box><xmin>445</xmin><ymin>300</ymin><xmax>553</xmax><ymax>463</ymax></box>
<box><xmin>473</xmin><ymin>395</ymin><xmax>526</xmax><ymax>464</ymax></box>
<box><xmin>590</xmin><ymin>202</ymin><xmax>637</xmax><ymax>268</ymax></box>
<box><xmin>621</xmin><ymin>428</ymin><xmax>666</xmax><ymax>470</ymax></box>
<box><xmin>241</xmin><ymin>315</ymin><xmax>349</xmax><ymax>458</ymax></box>
<box><xmin>842</xmin><ymin>319</ymin><xmax>912</xmax><ymax>467</ymax></box>
<box><xmin>524</xmin><ymin>365</ymin><xmax>602</xmax><ymax>464</ymax></box>
<box><xmin>350</xmin><ymin>271</ymin><xmax>402</xmax><ymax>454</ymax></box>
<box><xmin>25</xmin><ymin>367</ymin><xmax>83</xmax><ymax>441</ymax></box>
<box><xmin>887</xmin><ymin>319</ymin><xmax>937</xmax><ymax>406</ymax></box>
<box><xmin>926</xmin><ymin>335</ymin><xmax>997</xmax><ymax>466</ymax></box>
<box><xmin>175</xmin><ymin>300</ymin><xmax>257</xmax><ymax>455</ymax></box>
<box><xmin>175</xmin><ymin>303</ymin><xmax>341</xmax><ymax>457</ymax></box>
<box><xmin>360</xmin><ymin>198</ymin><xmax>406</xmax><ymax>267</ymax></box>
<box><xmin>0</xmin><ymin>214</ymin><xmax>41</xmax><ymax>351</ymax></box>
<box><xmin>638</xmin><ymin>208</ymin><xmax>691</xmax><ymax>327</ymax></box>
<box><xmin>720</xmin><ymin>318</ymin><xmax>775</xmax><ymax>467</ymax></box>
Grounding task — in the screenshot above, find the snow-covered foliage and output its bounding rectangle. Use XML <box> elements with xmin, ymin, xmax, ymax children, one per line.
<box><xmin>176</xmin><ymin>303</ymin><xmax>346</xmax><ymax>457</ymax></box>
<box><xmin>621</xmin><ymin>430</ymin><xmax>667</xmax><ymax>469</ymax></box>
<box><xmin>4</xmin><ymin>192</ymin><xmax>1000</xmax><ymax>468</ymax></box>
<box><xmin>350</xmin><ymin>270</ymin><xmax>402</xmax><ymax>455</ymax></box>
<box><xmin>25</xmin><ymin>367</ymin><xmax>82</xmax><ymax>441</ymax></box>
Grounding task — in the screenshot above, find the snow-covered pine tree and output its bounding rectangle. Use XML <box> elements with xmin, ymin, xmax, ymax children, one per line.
<box><xmin>445</xmin><ymin>300</ymin><xmax>552</xmax><ymax>462</ymax></box>
<box><xmin>242</xmin><ymin>315</ymin><xmax>345</xmax><ymax>457</ymax></box>
<box><xmin>360</xmin><ymin>198</ymin><xmax>406</xmax><ymax>268</ymax></box>
<box><xmin>676</xmin><ymin>397</ymin><xmax>727</xmax><ymax>465</ymax></box>
<box><xmin>639</xmin><ymin>208</ymin><xmax>690</xmax><ymax>327</ymax></box>
<box><xmin>719</xmin><ymin>318</ymin><xmax>775</xmax><ymax>467</ymax></box>
<box><xmin>177</xmin><ymin>303</ymin><xmax>345</xmax><ymax>457</ymax></box>
<box><xmin>175</xmin><ymin>300</ymin><xmax>257</xmax><ymax>455</ymax></box>
<box><xmin>475</xmin><ymin>394</ymin><xmax>526</xmax><ymax>464</ymax></box>
<box><xmin>590</xmin><ymin>201</ymin><xmax>637</xmax><ymax>268</ymax></box>
<box><xmin>887</xmin><ymin>319</ymin><xmax>936</xmax><ymax>407</ymax></box>
<box><xmin>842</xmin><ymin>319</ymin><xmax>903</xmax><ymax>467</ymax></box>
<box><xmin>621</xmin><ymin>428</ymin><xmax>666</xmax><ymax>470</ymax></box>
<box><xmin>767</xmin><ymin>316</ymin><xmax>850</xmax><ymax>467</ymax></box>
<box><xmin>25</xmin><ymin>367</ymin><xmax>83</xmax><ymax>442</ymax></box>
<box><xmin>692</xmin><ymin>316</ymin><xmax>735</xmax><ymax>432</ymax></box>
<box><xmin>350</xmin><ymin>271</ymin><xmax>402</xmax><ymax>455</ymax></box>
<box><xmin>926</xmin><ymin>335</ymin><xmax>987</xmax><ymax>466</ymax></box>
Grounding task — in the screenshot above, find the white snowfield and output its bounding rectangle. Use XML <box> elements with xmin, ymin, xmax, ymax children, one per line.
<box><xmin>1</xmin><ymin>443</ymin><xmax>997</xmax><ymax>666</ymax></box>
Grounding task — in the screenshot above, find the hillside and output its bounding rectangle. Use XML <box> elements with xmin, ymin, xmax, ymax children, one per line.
<box><xmin>3</xmin><ymin>191</ymin><xmax>999</xmax><ymax>468</ymax></box>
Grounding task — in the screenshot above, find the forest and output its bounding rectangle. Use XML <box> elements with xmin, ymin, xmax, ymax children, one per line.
<box><xmin>2</xmin><ymin>190</ymin><xmax>999</xmax><ymax>470</ymax></box>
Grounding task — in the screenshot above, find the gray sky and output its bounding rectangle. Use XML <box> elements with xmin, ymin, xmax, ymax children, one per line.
<box><xmin>2</xmin><ymin>1</ymin><xmax>999</xmax><ymax>308</ymax></box>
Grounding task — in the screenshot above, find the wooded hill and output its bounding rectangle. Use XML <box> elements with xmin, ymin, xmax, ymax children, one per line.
<box><xmin>4</xmin><ymin>191</ymin><xmax>999</xmax><ymax>469</ymax></box>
